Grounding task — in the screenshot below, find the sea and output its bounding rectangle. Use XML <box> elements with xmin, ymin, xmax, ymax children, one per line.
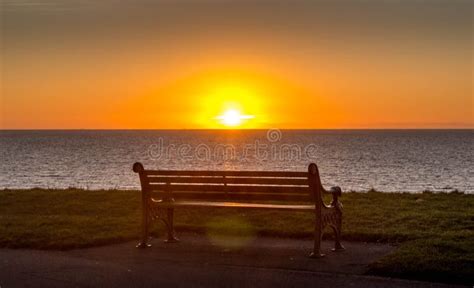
<box><xmin>1</xmin><ymin>130</ymin><xmax>472</xmax><ymax>193</ymax></box>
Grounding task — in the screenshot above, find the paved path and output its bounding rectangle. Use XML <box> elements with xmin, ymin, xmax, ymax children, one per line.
<box><xmin>0</xmin><ymin>233</ymin><xmax>466</xmax><ymax>287</ymax></box>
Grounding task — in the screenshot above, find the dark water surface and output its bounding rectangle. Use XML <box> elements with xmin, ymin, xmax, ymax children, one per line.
<box><xmin>1</xmin><ymin>130</ymin><xmax>472</xmax><ymax>193</ymax></box>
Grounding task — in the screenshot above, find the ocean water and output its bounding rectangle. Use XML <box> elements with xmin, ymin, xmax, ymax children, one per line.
<box><xmin>0</xmin><ymin>130</ymin><xmax>472</xmax><ymax>193</ymax></box>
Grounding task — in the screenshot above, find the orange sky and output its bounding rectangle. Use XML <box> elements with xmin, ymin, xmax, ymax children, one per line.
<box><xmin>1</xmin><ymin>0</ymin><xmax>473</xmax><ymax>129</ymax></box>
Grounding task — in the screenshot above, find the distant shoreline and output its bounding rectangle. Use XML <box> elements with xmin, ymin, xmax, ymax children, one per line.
<box><xmin>0</xmin><ymin>188</ymin><xmax>470</xmax><ymax>194</ymax></box>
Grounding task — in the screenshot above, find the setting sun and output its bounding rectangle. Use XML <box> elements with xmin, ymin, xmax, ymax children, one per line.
<box><xmin>216</xmin><ymin>109</ymin><xmax>254</xmax><ymax>127</ymax></box>
<box><xmin>185</xmin><ymin>73</ymin><xmax>268</xmax><ymax>129</ymax></box>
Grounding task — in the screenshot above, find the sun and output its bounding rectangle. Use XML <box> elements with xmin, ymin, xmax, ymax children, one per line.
<box><xmin>216</xmin><ymin>109</ymin><xmax>254</xmax><ymax>127</ymax></box>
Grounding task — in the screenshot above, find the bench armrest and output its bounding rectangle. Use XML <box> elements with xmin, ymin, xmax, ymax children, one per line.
<box><xmin>322</xmin><ymin>186</ymin><xmax>342</xmax><ymax>208</ymax></box>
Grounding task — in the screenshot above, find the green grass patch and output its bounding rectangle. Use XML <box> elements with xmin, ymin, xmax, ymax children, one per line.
<box><xmin>0</xmin><ymin>189</ymin><xmax>472</xmax><ymax>284</ymax></box>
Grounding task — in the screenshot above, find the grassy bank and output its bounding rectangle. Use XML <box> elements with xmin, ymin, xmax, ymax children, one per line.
<box><xmin>0</xmin><ymin>189</ymin><xmax>472</xmax><ymax>284</ymax></box>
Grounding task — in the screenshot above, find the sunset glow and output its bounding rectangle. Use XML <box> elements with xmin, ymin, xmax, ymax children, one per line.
<box><xmin>2</xmin><ymin>1</ymin><xmax>472</xmax><ymax>129</ymax></box>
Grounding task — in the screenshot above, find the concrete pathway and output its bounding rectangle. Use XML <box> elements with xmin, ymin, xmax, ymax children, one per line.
<box><xmin>0</xmin><ymin>233</ymin><xmax>466</xmax><ymax>287</ymax></box>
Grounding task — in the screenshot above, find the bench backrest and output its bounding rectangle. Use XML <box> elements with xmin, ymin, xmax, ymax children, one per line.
<box><xmin>133</xmin><ymin>162</ymin><xmax>323</xmax><ymax>203</ymax></box>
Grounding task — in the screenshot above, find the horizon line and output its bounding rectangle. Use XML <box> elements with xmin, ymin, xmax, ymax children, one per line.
<box><xmin>1</xmin><ymin>128</ymin><xmax>473</xmax><ymax>131</ymax></box>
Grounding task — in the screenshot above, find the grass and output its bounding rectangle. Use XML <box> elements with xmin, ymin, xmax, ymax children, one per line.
<box><xmin>0</xmin><ymin>188</ymin><xmax>472</xmax><ymax>284</ymax></box>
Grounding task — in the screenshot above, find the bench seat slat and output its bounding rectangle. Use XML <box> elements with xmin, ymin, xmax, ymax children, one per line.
<box><xmin>147</xmin><ymin>176</ymin><xmax>308</xmax><ymax>186</ymax></box>
<box><xmin>153</xmin><ymin>200</ymin><xmax>314</xmax><ymax>211</ymax></box>
<box><xmin>144</xmin><ymin>170</ymin><xmax>308</xmax><ymax>177</ymax></box>
<box><xmin>148</xmin><ymin>183</ymin><xmax>310</xmax><ymax>194</ymax></box>
<box><xmin>151</xmin><ymin>192</ymin><xmax>311</xmax><ymax>202</ymax></box>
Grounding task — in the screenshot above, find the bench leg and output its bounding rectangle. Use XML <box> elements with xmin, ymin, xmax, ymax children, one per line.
<box><xmin>309</xmin><ymin>220</ymin><xmax>324</xmax><ymax>258</ymax></box>
<box><xmin>136</xmin><ymin>206</ymin><xmax>151</xmax><ymax>248</ymax></box>
<box><xmin>332</xmin><ymin>218</ymin><xmax>345</xmax><ymax>252</ymax></box>
<box><xmin>164</xmin><ymin>208</ymin><xmax>179</xmax><ymax>243</ymax></box>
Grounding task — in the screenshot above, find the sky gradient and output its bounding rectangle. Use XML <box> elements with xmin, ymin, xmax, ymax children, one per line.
<box><xmin>2</xmin><ymin>0</ymin><xmax>473</xmax><ymax>129</ymax></box>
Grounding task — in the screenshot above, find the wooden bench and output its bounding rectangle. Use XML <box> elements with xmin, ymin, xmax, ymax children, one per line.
<box><xmin>132</xmin><ymin>162</ymin><xmax>344</xmax><ymax>257</ymax></box>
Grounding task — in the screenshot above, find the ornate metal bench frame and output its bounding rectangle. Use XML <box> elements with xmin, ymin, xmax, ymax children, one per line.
<box><xmin>133</xmin><ymin>162</ymin><xmax>344</xmax><ymax>257</ymax></box>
